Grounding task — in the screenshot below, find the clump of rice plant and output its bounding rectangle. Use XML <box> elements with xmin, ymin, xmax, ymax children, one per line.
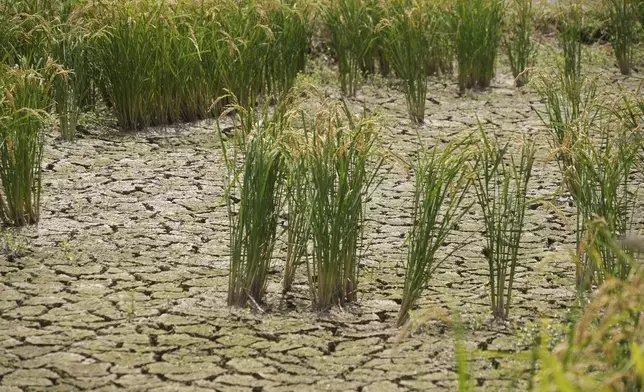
<box><xmin>397</xmin><ymin>138</ymin><xmax>472</xmax><ymax>327</ymax></box>
<box><xmin>381</xmin><ymin>0</ymin><xmax>437</xmax><ymax>124</ymax></box>
<box><xmin>52</xmin><ymin>70</ymin><xmax>79</xmax><ymax>141</ymax></box>
<box><xmin>322</xmin><ymin>0</ymin><xmax>379</xmax><ymax>97</ymax></box>
<box><xmin>558</xmin><ymin>1</ymin><xmax>583</xmax><ymax>81</ymax></box>
<box><xmin>220</xmin><ymin>100</ymin><xmax>289</xmax><ymax>308</ymax></box>
<box><xmin>503</xmin><ymin>0</ymin><xmax>536</xmax><ymax>87</ymax></box>
<box><xmin>0</xmin><ymin>1</ymin><xmax>55</xmax><ymax>67</ymax></box>
<box><xmin>361</xmin><ymin>1</ymin><xmax>386</xmax><ymax>76</ymax></box>
<box><xmin>215</xmin><ymin>0</ymin><xmax>272</xmax><ymax>109</ymax></box>
<box><xmin>534</xmin><ymin>70</ymin><xmax>638</xmax><ymax>291</ymax></box>
<box><xmin>93</xmin><ymin>2</ymin><xmax>163</xmax><ymax>130</ymax></box>
<box><xmin>92</xmin><ymin>1</ymin><xmax>243</xmax><ymax>129</ymax></box>
<box><xmin>305</xmin><ymin>101</ymin><xmax>384</xmax><ymax>309</ymax></box>
<box><xmin>473</xmin><ymin>127</ymin><xmax>536</xmax><ymax>320</ymax></box>
<box><xmin>427</xmin><ymin>6</ymin><xmax>454</xmax><ymax>77</ymax></box>
<box><xmin>50</xmin><ymin>8</ymin><xmax>94</xmax><ymax>141</ymax></box>
<box><xmin>0</xmin><ymin>66</ymin><xmax>52</xmax><ymax>227</ymax></box>
<box><xmin>566</xmin><ymin>125</ymin><xmax>639</xmax><ymax>290</ymax></box>
<box><xmin>265</xmin><ymin>0</ymin><xmax>311</xmax><ymax>97</ymax></box>
<box><xmin>189</xmin><ymin>1</ymin><xmax>229</xmax><ymax>116</ymax></box>
<box><xmin>92</xmin><ymin>0</ymin><xmax>302</xmax><ymax>130</ymax></box>
<box><xmin>606</xmin><ymin>0</ymin><xmax>638</xmax><ymax>75</ymax></box>
<box><xmin>452</xmin><ymin>0</ymin><xmax>504</xmax><ymax>92</ymax></box>
<box><xmin>282</xmin><ymin>152</ymin><xmax>310</xmax><ymax>293</ymax></box>
<box><xmin>533</xmin><ymin>239</ymin><xmax>643</xmax><ymax>391</ymax></box>
<box><xmin>532</xmin><ymin>68</ymin><xmax>599</xmax><ymax>173</ymax></box>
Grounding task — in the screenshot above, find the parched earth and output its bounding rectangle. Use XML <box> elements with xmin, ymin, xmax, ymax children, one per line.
<box><xmin>1</xmin><ymin>47</ymin><xmax>642</xmax><ymax>391</ymax></box>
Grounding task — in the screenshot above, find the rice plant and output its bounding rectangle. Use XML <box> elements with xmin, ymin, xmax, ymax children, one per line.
<box><xmin>52</xmin><ymin>72</ymin><xmax>78</xmax><ymax>141</ymax></box>
<box><xmin>452</xmin><ymin>0</ymin><xmax>504</xmax><ymax>92</ymax></box>
<box><xmin>453</xmin><ymin>311</ymin><xmax>474</xmax><ymax>392</ymax></box>
<box><xmin>322</xmin><ymin>0</ymin><xmax>379</xmax><ymax>96</ymax></box>
<box><xmin>503</xmin><ymin>0</ymin><xmax>535</xmax><ymax>87</ymax></box>
<box><xmin>0</xmin><ymin>66</ymin><xmax>52</xmax><ymax>226</ymax></box>
<box><xmin>0</xmin><ymin>1</ymin><xmax>54</xmax><ymax>67</ymax></box>
<box><xmin>220</xmin><ymin>100</ymin><xmax>289</xmax><ymax>308</ymax></box>
<box><xmin>606</xmin><ymin>0</ymin><xmax>638</xmax><ymax>75</ymax></box>
<box><xmin>397</xmin><ymin>138</ymin><xmax>472</xmax><ymax>326</ymax></box>
<box><xmin>50</xmin><ymin>8</ymin><xmax>94</xmax><ymax>141</ymax></box>
<box><xmin>358</xmin><ymin>0</ymin><xmax>381</xmax><ymax>75</ymax></box>
<box><xmin>282</xmin><ymin>150</ymin><xmax>310</xmax><ymax>293</ymax></box>
<box><xmin>265</xmin><ymin>0</ymin><xmax>311</xmax><ymax>97</ymax></box>
<box><xmin>190</xmin><ymin>2</ymin><xmax>227</xmax><ymax>116</ymax></box>
<box><xmin>566</xmin><ymin>125</ymin><xmax>640</xmax><ymax>290</ymax></box>
<box><xmin>558</xmin><ymin>1</ymin><xmax>583</xmax><ymax>81</ymax></box>
<box><xmin>93</xmin><ymin>2</ymin><xmax>161</xmax><ymax>130</ymax></box>
<box><xmin>427</xmin><ymin>8</ymin><xmax>454</xmax><ymax>77</ymax></box>
<box><xmin>305</xmin><ymin>101</ymin><xmax>384</xmax><ymax>309</ymax></box>
<box><xmin>215</xmin><ymin>0</ymin><xmax>272</xmax><ymax>109</ymax></box>
<box><xmin>473</xmin><ymin>127</ymin><xmax>536</xmax><ymax>320</ymax></box>
<box><xmin>533</xmin><ymin>245</ymin><xmax>643</xmax><ymax>391</ymax></box>
<box><xmin>533</xmin><ymin>70</ymin><xmax>638</xmax><ymax>290</ymax></box>
<box><xmin>93</xmin><ymin>0</ymin><xmax>268</xmax><ymax>130</ymax></box>
<box><xmin>532</xmin><ymin>68</ymin><xmax>599</xmax><ymax>174</ymax></box>
<box><xmin>381</xmin><ymin>0</ymin><xmax>437</xmax><ymax>124</ymax></box>
<box><xmin>613</xmin><ymin>84</ymin><xmax>644</xmax><ymax>132</ymax></box>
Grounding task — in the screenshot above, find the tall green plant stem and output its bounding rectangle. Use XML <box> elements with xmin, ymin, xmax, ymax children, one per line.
<box><xmin>397</xmin><ymin>137</ymin><xmax>472</xmax><ymax>326</ymax></box>
<box><xmin>452</xmin><ymin>0</ymin><xmax>504</xmax><ymax>92</ymax></box>
<box><xmin>503</xmin><ymin>0</ymin><xmax>535</xmax><ymax>87</ymax></box>
<box><xmin>566</xmin><ymin>126</ymin><xmax>639</xmax><ymax>290</ymax></box>
<box><xmin>323</xmin><ymin>0</ymin><xmax>378</xmax><ymax>97</ymax></box>
<box><xmin>220</xmin><ymin>100</ymin><xmax>289</xmax><ymax>308</ymax></box>
<box><xmin>558</xmin><ymin>2</ymin><xmax>583</xmax><ymax>81</ymax></box>
<box><xmin>606</xmin><ymin>0</ymin><xmax>638</xmax><ymax>75</ymax></box>
<box><xmin>473</xmin><ymin>127</ymin><xmax>535</xmax><ymax>319</ymax></box>
<box><xmin>306</xmin><ymin>101</ymin><xmax>384</xmax><ymax>309</ymax></box>
<box><xmin>283</xmin><ymin>152</ymin><xmax>310</xmax><ymax>293</ymax></box>
<box><xmin>0</xmin><ymin>66</ymin><xmax>52</xmax><ymax>226</ymax></box>
<box><xmin>381</xmin><ymin>0</ymin><xmax>437</xmax><ymax>124</ymax></box>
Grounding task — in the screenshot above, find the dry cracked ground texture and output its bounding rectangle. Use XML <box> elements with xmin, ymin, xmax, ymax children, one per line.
<box><xmin>1</xmin><ymin>54</ymin><xmax>643</xmax><ymax>391</ymax></box>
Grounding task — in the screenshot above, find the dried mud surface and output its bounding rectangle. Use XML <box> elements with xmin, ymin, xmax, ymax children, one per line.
<box><xmin>1</xmin><ymin>49</ymin><xmax>643</xmax><ymax>391</ymax></box>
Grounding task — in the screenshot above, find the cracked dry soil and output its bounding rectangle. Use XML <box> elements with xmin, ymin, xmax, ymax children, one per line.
<box><xmin>1</xmin><ymin>54</ymin><xmax>643</xmax><ymax>391</ymax></box>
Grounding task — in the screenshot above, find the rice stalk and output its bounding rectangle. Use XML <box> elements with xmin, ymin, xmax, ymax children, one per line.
<box><xmin>558</xmin><ymin>1</ymin><xmax>583</xmax><ymax>81</ymax></box>
<box><xmin>215</xmin><ymin>0</ymin><xmax>272</xmax><ymax>109</ymax></box>
<box><xmin>606</xmin><ymin>0</ymin><xmax>638</xmax><ymax>75</ymax></box>
<box><xmin>397</xmin><ymin>136</ymin><xmax>472</xmax><ymax>326</ymax></box>
<box><xmin>93</xmin><ymin>2</ymin><xmax>160</xmax><ymax>130</ymax></box>
<box><xmin>533</xmin><ymin>245</ymin><xmax>643</xmax><ymax>391</ymax></box>
<box><xmin>566</xmin><ymin>125</ymin><xmax>639</xmax><ymax>290</ymax></box>
<box><xmin>473</xmin><ymin>126</ymin><xmax>536</xmax><ymax>320</ymax></box>
<box><xmin>427</xmin><ymin>5</ymin><xmax>454</xmax><ymax>77</ymax></box>
<box><xmin>531</xmin><ymin>68</ymin><xmax>599</xmax><ymax>175</ymax></box>
<box><xmin>612</xmin><ymin>83</ymin><xmax>644</xmax><ymax>133</ymax></box>
<box><xmin>503</xmin><ymin>0</ymin><xmax>535</xmax><ymax>87</ymax></box>
<box><xmin>361</xmin><ymin>0</ymin><xmax>385</xmax><ymax>76</ymax></box>
<box><xmin>0</xmin><ymin>65</ymin><xmax>53</xmax><ymax>227</ymax></box>
<box><xmin>50</xmin><ymin>7</ymin><xmax>95</xmax><ymax>141</ymax></box>
<box><xmin>220</xmin><ymin>97</ymin><xmax>290</xmax><ymax>307</ymax></box>
<box><xmin>322</xmin><ymin>0</ymin><xmax>379</xmax><ymax>97</ymax></box>
<box><xmin>381</xmin><ymin>0</ymin><xmax>437</xmax><ymax>124</ymax></box>
<box><xmin>0</xmin><ymin>0</ymin><xmax>55</xmax><ymax>67</ymax></box>
<box><xmin>282</xmin><ymin>150</ymin><xmax>310</xmax><ymax>293</ymax></box>
<box><xmin>265</xmin><ymin>0</ymin><xmax>311</xmax><ymax>97</ymax></box>
<box><xmin>305</xmin><ymin>100</ymin><xmax>384</xmax><ymax>309</ymax></box>
<box><xmin>452</xmin><ymin>0</ymin><xmax>504</xmax><ymax>92</ymax></box>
